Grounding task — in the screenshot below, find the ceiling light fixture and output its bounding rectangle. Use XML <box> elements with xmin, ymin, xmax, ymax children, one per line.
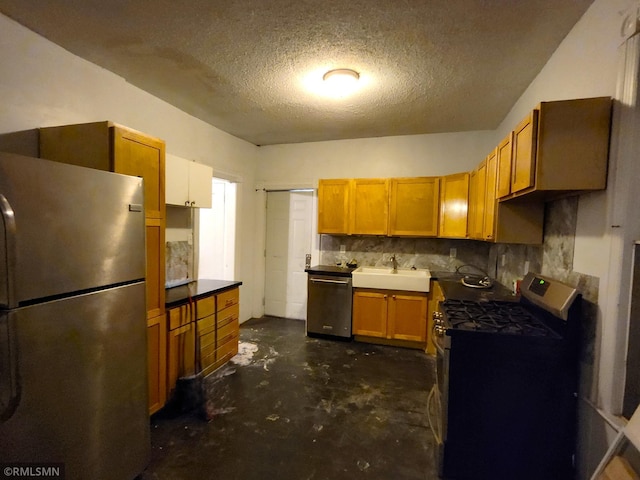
<box><xmin>322</xmin><ymin>68</ymin><xmax>360</xmax><ymax>97</ymax></box>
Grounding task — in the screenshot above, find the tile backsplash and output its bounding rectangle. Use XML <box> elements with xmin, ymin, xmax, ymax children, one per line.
<box><xmin>320</xmin><ymin>235</ymin><xmax>492</xmax><ymax>273</ymax></box>
<box><xmin>490</xmin><ymin>196</ymin><xmax>599</xmax><ymax>398</ymax></box>
<box><xmin>166</xmin><ymin>240</ymin><xmax>192</xmax><ymax>286</ymax></box>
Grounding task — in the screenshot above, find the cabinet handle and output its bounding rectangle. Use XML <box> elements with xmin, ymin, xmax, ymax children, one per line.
<box><xmin>191</xmin><ymin>201</ymin><xmax>196</xmax><ymax>206</ymax></box>
<box><xmin>184</xmin><ymin>200</ymin><xmax>190</xmax><ymax>206</ymax></box>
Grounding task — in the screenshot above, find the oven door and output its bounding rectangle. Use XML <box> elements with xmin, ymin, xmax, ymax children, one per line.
<box><xmin>428</xmin><ymin>320</ymin><xmax>449</xmax><ymax>476</ymax></box>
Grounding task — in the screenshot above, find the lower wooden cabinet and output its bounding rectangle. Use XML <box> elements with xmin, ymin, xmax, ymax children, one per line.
<box><xmin>353</xmin><ymin>288</ymin><xmax>428</xmax><ymax>345</ymax></box>
<box><xmin>147</xmin><ymin>314</ymin><xmax>167</xmax><ymax>415</ymax></box>
<box><xmin>165</xmin><ymin>287</ymin><xmax>240</xmax><ymax>401</ymax></box>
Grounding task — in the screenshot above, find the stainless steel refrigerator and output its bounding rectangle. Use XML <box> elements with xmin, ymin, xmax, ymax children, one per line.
<box><xmin>0</xmin><ymin>152</ymin><xmax>150</xmax><ymax>479</ymax></box>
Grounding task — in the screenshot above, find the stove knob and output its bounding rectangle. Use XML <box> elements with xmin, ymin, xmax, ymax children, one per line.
<box><xmin>434</xmin><ymin>325</ymin><xmax>446</xmax><ymax>337</ymax></box>
<box><xmin>433</xmin><ymin>312</ymin><xmax>443</xmax><ymax>320</ymax></box>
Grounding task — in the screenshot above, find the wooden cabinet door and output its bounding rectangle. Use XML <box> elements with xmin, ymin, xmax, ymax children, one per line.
<box><xmin>147</xmin><ymin>314</ymin><xmax>167</xmax><ymax>415</ymax></box>
<box><xmin>318</xmin><ymin>179</ymin><xmax>350</xmax><ymax>234</ymax></box>
<box><xmin>350</xmin><ymin>179</ymin><xmax>389</xmax><ymax>235</ymax></box>
<box><xmin>496</xmin><ymin>133</ymin><xmax>513</xmax><ymax>198</ymax></box>
<box><xmin>468</xmin><ymin>163</ymin><xmax>486</xmax><ymax>240</ymax></box>
<box><xmin>511</xmin><ymin>110</ymin><xmax>538</xmax><ymax>194</ymax></box>
<box><xmin>145</xmin><ymin>220</ymin><xmax>165</xmax><ymax>319</ymax></box>
<box><xmin>167</xmin><ymin>322</ymin><xmax>196</xmax><ymax>397</ymax></box>
<box><xmin>352</xmin><ymin>290</ymin><xmax>388</xmax><ymax>338</ymax></box>
<box><xmin>388</xmin><ymin>293</ymin><xmax>427</xmax><ymax>342</ymax></box>
<box><xmin>483</xmin><ymin>149</ymin><xmax>498</xmax><ymax>241</ymax></box>
<box><xmin>439</xmin><ymin>172</ymin><xmax>469</xmax><ymax>238</ymax></box>
<box><xmin>112</xmin><ymin>125</ymin><xmax>165</xmax><ymax>220</ymax></box>
<box><xmin>389</xmin><ymin>177</ymin><xmax>439</xmax><ymax>236</ymax></box>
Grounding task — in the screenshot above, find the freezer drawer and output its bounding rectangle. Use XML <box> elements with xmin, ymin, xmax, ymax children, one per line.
<box><xmin>0</xmin><ymin>152</ymin><xmax>145</xmax><ymax>307</ymax></box>
<box><xmin>0</xmin><ymin>282</ymin><xmax>149</xmax><ymax>480</ymax></box>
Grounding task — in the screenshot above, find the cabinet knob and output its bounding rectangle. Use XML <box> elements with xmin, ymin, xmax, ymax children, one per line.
<box><xmin>383</xmin><ymin>295</ymin><xmax>387</xmax><ymax>299</ymax></box>
<box><xmin>392</xmin><ymin>295</ymin><xmax>396</xmax><ymax>299</ymax></box>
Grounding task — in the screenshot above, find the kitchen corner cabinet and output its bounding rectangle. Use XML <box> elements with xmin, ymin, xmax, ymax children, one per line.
<box><xmin>318</xmin><ymin>179</ymin><xmax>351</xmax><ymax>234</ymax></box>
<box><xmin>165</xmin><ymin>153</ymin><xmax>213</xmax><ymax>208</ymax></box>
<box><xmin>439</xmin><ymin>172</ymin><xmax>469</xmax><ymax>238</ymax></box>
<box><xmin>39</xmin><ymin>121</ymin><xmax>167</xmax><ymax>414</ymax></box>
<box><xmin>350</xmin><ymin>178</ymin><xmax>389</xmax><ymax>235</ymax></box>
<box><xmin>389</xmin><ymin>177</ymin><xmax>440</xmax><ymax>237</ymax></box>
<box><xmin>353</xmin><ymin>288</ymin><xmax>428</xmax><ymax>345</ymax></box>
<box><xmin>473</xmin><ymin>145</ymin><xmax>544</xmax><ymax>245</ymax></box>
<box><xmin>499</xmin><ymin>97</ymin><xmax>612</xmax><ymax>201</ymax></box>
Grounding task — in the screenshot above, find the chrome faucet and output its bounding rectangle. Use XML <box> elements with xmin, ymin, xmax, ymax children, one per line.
<box><xmin>391</xmin><ymin>254</ymin><xmax>398</xmax><ymax>273</ymax></box>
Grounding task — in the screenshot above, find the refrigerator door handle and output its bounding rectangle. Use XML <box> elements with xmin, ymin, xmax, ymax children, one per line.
<box><xmin>0</xmin><ymin>194</ymin><xmax>17</xmax><ymax>309</ymax></box>
<box><xmin>0</xmin><ymin>313</ymin><xmax>20</xmax><ymax>422</ymax></box>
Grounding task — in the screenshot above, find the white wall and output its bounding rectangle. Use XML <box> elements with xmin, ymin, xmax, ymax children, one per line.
<box><xmin>0</xmin><ymin>13</ymin><xmax>261</xmax><ymax>322</ymax></box>
<box><xmin>257</xmin><ymin>130</ymin><xmax>495</xmax><ymax>185</ymax></box>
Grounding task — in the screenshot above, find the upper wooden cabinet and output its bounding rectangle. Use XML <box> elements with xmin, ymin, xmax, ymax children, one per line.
<box><xmin>40</xmin><ymin>122</ymin><xmax>166</xmax><ymax>220</ymax></box>
<box><xmin>389</xmin><ymin>177</ymin><xmax>440</xmax><ymax>237</ymax></box>
<box><xmin>496</xmin><ymin>134</ymin><xmax>513</xmax><ymax>198</ymax></box>
<box><xmin>511</xmin><ymin>110</ymin><xmax>538</xmax><ymax>195</ymax></box>
<box><xmin>483</xmin><ymin>150</ymin><xmax>498</xmax><ymax>241</ymax></box>
<box><xmin>499</xmin><ymin>97</ymin><xmax>612</xmax><ymax>201</ymax></box>
<box><xmin>439</xmin><ymin>172</ymin><xmax>469</xmax><ymax>238</ymax></box>
<box><xmin>318</xmin><ymin>177</ymin><xmax>439</xmax><ymax>237</ymax></box>
<box><xmin>482</xmin><ymin>148</ymin><xmax>544</xmax><ymax>245</ymax></box>
<box><xmin>318</xmin><ymin>179</ymin><xmax>351</xmax><ymax>234</ymax></box>
<box><xmin>350</xmin><ymin>178</ymin><xmax>389</xmax><ymax>235</ymax></box>
<box><xmin>468</xmin><ymin>162</ymin><xmax>486</xmax><ymax>240</ymax></box>
<box><xmin>165</xmin><ymin>153</ymin><xmax>213</xmax><ymax>208</ymax></box>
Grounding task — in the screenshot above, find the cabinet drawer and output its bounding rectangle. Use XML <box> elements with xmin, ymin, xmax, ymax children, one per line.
<box><xmin>217</xmin><ymin>319</ymin><xmax>239</xmax><ymax>346</ymax></box>
<box><xmin>168</xmin><ymin>304</ymin><xmax>192</xmax><ymax>330</ymax></box>
<box><xmin>199</xmin><ymin>330</ymin><xmax>216</xmax><ymax>350</ymax></box>
<box><xmin>216</xmin><ymin>337</ymin><xmax>238</xmax><ymax>365</ymax></box>
<box><xmin>217</xmin><ymin>288</ymin><xmax>239</xmax><ymax>312</ymax></box>
<box><xmin>196</xmin><ymin>295</ymin><xmax>216</xmax><ymax>319</ymax></box>
<box><xmin>200</xmin><ymin>337</ymin><xmax>216</xmax><ymax>358</ymax></box>
<box><xmin>197</xmin><ymin>313</ymin><xmax>216</xmax><ymax>336</ymax></box>
<box><xmin>201</xmin><ymin>351</ymin><xmax>216</xmax><ymax>372</ymax></box>
<box><xmin>218</xmin><ymin>303</ymin><xmax>239</xmax><ymax>328</ymax></box>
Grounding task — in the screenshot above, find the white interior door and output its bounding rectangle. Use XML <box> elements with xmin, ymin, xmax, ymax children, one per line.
<box><xmin>264</xmin><ymin>190</ymin><xmax>313</xmax><ymax>320</ymax></box>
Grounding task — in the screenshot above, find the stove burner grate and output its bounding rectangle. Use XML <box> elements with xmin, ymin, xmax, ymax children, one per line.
<box><xmin>442</xmin><ymin>300</ymin><xmax>556</xmax><ymax>337</ymax></box>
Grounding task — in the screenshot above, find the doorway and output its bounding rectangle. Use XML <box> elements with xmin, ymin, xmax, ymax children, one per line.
<box><xmin>264</xmin><ymin>190</ymin><xmax>314</xmax><ymax>320</ymax></box>
<box><xmin>198</xmin><ymin>178</ymin><xmax>236</xmax><ymax>280</ymax></box>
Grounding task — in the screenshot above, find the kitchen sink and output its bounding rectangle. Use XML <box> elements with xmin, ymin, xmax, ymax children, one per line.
<box><xmin>352</xmin><ymin>266</ymin><xmax>431</xmax><ymax>292</ymax></box>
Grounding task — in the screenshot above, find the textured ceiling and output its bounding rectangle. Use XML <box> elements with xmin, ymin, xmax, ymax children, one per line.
<box><xmin>0</xmin><ymin>0</ymin><xmax>594</xmax><ymax>145</ymax></box>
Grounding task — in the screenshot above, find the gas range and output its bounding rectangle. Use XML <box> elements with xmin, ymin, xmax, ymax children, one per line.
<box><xmin>429</xmin><ymin>272</ymin><xmax>582</xmax><ymax>480</ymax></box>
<box><xmin>440</xmin><ymin>299</ymin><xmax>561</xmax><ymax>338</ymax></box>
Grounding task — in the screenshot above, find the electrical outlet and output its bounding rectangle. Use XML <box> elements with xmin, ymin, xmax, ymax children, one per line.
<box><xmin>501</xmin><ymin>254</ymin><xmax>506</xmax><ymax>266</ymax></box>
<box><xmin>524</xmin><ymin>261</ymin><xmax>530</xmax><ymax>274</ymax></box>
<box><xmin>340</xmin><ymin>245</ymin><xmax>346</xmax><ymax>253</ymax></box>
<box><xmin>187</xmin><ymin>233</ymin><xmax>193</xmax><ymax>245</ymax></box>
<box><xmin>450</xmin><ymin>248</ymin><xmax>457</xmax><ymax>258</ymax></box>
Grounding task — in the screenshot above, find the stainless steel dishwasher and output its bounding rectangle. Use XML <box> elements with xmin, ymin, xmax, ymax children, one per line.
<box><xmin>306</xmin><ymin>267</ymin><xmax>353</xmax><ymax>338</ymax></box>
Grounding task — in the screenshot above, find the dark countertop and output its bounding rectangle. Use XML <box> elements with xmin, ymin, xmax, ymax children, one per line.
<box><xmin>305</xmin><ymin>265</ymin><xmax>356</xmax><ymax>277</ymax></box>
<box><xmin>165</xmin><ymin>279</ymin><xmax>242</xmax><ymax>308</ymax></box>
<box><xmin>437</xmin><ymin>278</ymin><xmax>518</xmax><ymax>303</ymax></box>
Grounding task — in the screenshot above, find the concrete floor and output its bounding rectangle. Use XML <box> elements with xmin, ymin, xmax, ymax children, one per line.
<box><xmin>141</xmin><ymin>316</ymin><xmax>437</xmax><ymax>480</ymax></box>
